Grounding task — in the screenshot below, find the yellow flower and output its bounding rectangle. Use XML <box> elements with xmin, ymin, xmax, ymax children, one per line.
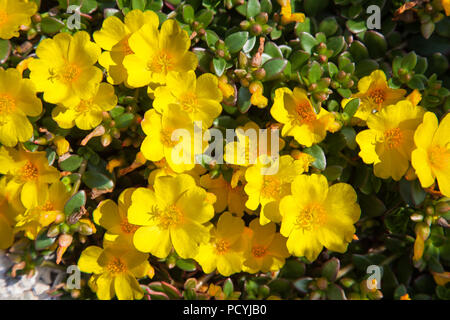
<box><xmin>148</xmin><ymin>160</ymin><xmax>206</xmax><ymax>186</ymax></box>
<box><xmin>94</xmin><ymin>9</ymin><xmax>160</xmax><ymax>85</ymax></box>
<box><xmin>218</xmin><ymin>76</ymin><xmax>234</xmax><ymax>99</ymax></box>
<box><xmin>411</xmin><ymin>112</ymin><xmax>450</xmax><ymax>197</ymax></box>
<box><xmin>154</xmin><ymin>71</ymin><xmax>222</xmax><ymax>129</ymax></box>
<box><xmin>224</xmin><ymin>121</ymin><xmax>285</xmax><ymax>166</ymax></box>
<box><xmin>0</xmin><ymin>146</ymin><xmax>60</xmax><ymax>208</ymax></box>
<box><xmin>244</xmin><ymin>155</ymin><xmax>305</xmax><ymax>225</ymax></box>
<box><xmin>443</xmin><ymin>0</ymin><xmax>450</xmax><ymax>16</ymax></box>
<box><xmin>242</xmin><ymin>218</ymin><xmax>289</xmax><ymax>273</ymax></box>
<box><xmin>14</xmin><ymin>181</ymin><xmax>70</xmax><ymax>240</ymax></box>
<box><xmin>128</xmin><ymin>174</ymin><xmax>214</xmax><ymax>259</ymax></box>
<box><xmin>52</xmin><ymin>83</ymin><xmax>117</xmax><ymax>130</ymax></box>
<box><xmin>123</xmin><ymin>19</ymin><xmax>198</xmax><ymax>87</ymax></box>
<box><xmin>93</xmin><ymin>188</ymin><xmax>139</xmax><ymax>245</ymax></box>
<box><xmin>28</xmin><ymin>31</ymin><xmax>102</xmax><ymax>105</ymax></box>
<box><xmin>200</xmin><ymin>173</ymin><xmax>249</xmax><ymax>217</ymax></box>
<box><xmin>356</xmin><ymin>100</ymin><xmax>425</xmax><ymax>181</ymax></box>
<box><xmin>0</xmin><ymin>0</ymin><xmax>37</xmax><ymax>39</ymax></box>
<box><xmin>271</xmin><ymin>87</ymin><xmax>336</xmax><ymax>147</ymax></box>
<box><xmin>279</xmin><ymin>174</ymin><xmax>360</xmax><ymax>261</ymax></box>
<box><xmin>195</xmin><ymin>212</ymin><xmax>245</xmax><ymax>276</ymax></box>
<box><xmin>343</xmin><ymin>70</ymin><xmax>406</xmax><ymax>122</ymax></box>
<box><xmin>278</xmin><ymin>0</ymin><xmax>305</xmax><ymax>24</ymax></box>
<box><xmin>78</xmin><ymin>245</ymin><xmax>152</xmax><ymax>300</ymax></box>
<box><xmin>53</xmin><ymin>136</ymin><xmax>70</xmax><ymax>156</ymax></box>
<box><xmin>0</xmin><ymin>177</ymin><xmax>18</xmax><ymax>249</ymax></box>
<box><xmin>140</xmin><ymin>106</ymin><xmax>205</xmax><ymax>173</ymax></box>
<box><xmin>0</xmin><ymin>68</ymin><xmax>42</xmax><ymax>147</ymax></box>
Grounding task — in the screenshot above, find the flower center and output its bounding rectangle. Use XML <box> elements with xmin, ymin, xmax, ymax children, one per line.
<box><xmin>261</xmin><ymin>176</ymin><xmax>282</xmax><ymax>199</ymax></box>
<box><xmin>107</xmin><ymin>257</ymin><xmax>127</xmax><ymax>274</ymax></box>
<box><xmin>369</xmin><ymin>88</ymin><xmax>385</xmax><ymax>105</ymax></box>
<box><xmin>60</xmin><ymin>64</ymin><xmax>81</xmax><ymax>84</ymax></box>
<box><xmin>149</xmin><ymin>204</ymin><xmax>183</xmax><ymax>229</ymax></box>
<box><xmin>160</xmin><ymin>128</ymin><xmax>178</xmax><ymax>147</ymax></box>
<box><xmin>0</xmin><ymin>94</ymin><xmax>16</xmax><ymax>114</ymax></box>
<box><xmin>295</xmin><ymin>203</ymin><xmax>326</xmax><ymax>231</ymax></box>
<box><xmin>251</xmin><ymin>245</ymin><xmax>267</xmax><ymax>258</ymax></box>
<box><xmin>384</xmin><ymin>127</ymin><xmax>403</xmax><ymax>149</ymax></box>
<box><xmin>295</xmin><ymin>101</ymin><xmax>316</xmax><ymax>125</ymax></box>
<box><xmin>179</xmin><ymin>92</ymin><xmax>198</xmax><ymax>113</ymax></box>
<box><xmin>429</xmin><ymin>145</ymin><xmax>450</xmax><ymax>170</ymax></box>
<box><xmin>122</xmin><ymin>38</ymin><xmax>133</xmax><ymax>55</ymax></box>
<box><xmin>120</xmin><ymin>219</ymin><xmax>139</xmax><ymax>234</ymax></box>
<box><xmin>20</xmin><ymin>161</ymin><xmax>39</xmax><ymax>181</ymax></box>
<box><xmin>215</xmin><ymin>239</ymin><xmax>230</xmax><ymax>255</ymax></box>
<box><xmin>76</xmin><ymin>99</ymin><xmax>93</xmax><ymax>113</ymax></box>
<box><xmin>41</xmin><ymin>201</ymin><xmax>54</xmax><ymax>212</ymax></box>
<box><xmin>149</xmin><ymin>51</ymin><xmax>173</xmax><ymax>74</ymax></box>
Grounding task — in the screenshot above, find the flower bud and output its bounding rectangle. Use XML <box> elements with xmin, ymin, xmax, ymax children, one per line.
<box><xmin>253</xmin><ymin>68</ymin><xmax>266</xmax><ymax>80</ymax></box>
<box><xmin>239</xmin><ymin>52</ymin><xmax>248</xmax><ymax>68</ymax></box>
<box><xmin>47</xmin><ymin>225</ymin><xmax>60</xmax><ymax>238</ymax></box>
<box><xmin>234</xmin><ymin>69</ymin><xmax>247</xmax><ymax>78</ymax></box>
<box><xmin>316</xmin><ymin>277</ymin><xmax>328</xmax><ymax>290</ymax></box>
<box><xmin>250</xmin><ymin>23</ymin><xmax>262</xmax><ymax>36</ymax></box>
<box><xmin>255</xmin><ymin>12</ymin><xmax>268</xmax><ymax>24</ymax></box>
<box><xmin>79</xmin><ymin>223</ymin><xmax>94</xmax><ymax>236</ymax></box>
<box><xmin>101</xmin><ymin>134</ymin><xmax>112</xmax><ymax>147</ymax></box>
<box><xmin>240</xmin><ymin>20</ymin><xmax>251</xmax><ymax>30</ymax></box>
<box><xmin>410</xmin><ymin>212</ymin><xmax>424</xmax><ymax>222</ymax></box>
<box><xmin>337</xmin><ymin>70</ymin><xmax>346</xmax><ymax>80</ymax></box>
<box><xmin>436</xmin><ymin>202</ymin><xmax>450</xmax><ymax>214</ymax></box>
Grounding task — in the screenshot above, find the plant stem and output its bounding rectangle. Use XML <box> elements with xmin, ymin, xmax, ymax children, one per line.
<box><xmin>71</xmin><ymin>159</ymin><xmax>88</xmax><ymax>196</ymax></box>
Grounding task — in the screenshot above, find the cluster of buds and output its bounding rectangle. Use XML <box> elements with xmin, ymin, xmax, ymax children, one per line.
<box><xmin>240</xmin><ymin>12</ymin><xmax>272</xmax><ymax>36</ymax></box>
<box><xmin>233</xmin><ymin>37</ymin><xmax>266</xmax><ymax>88</ymax></box>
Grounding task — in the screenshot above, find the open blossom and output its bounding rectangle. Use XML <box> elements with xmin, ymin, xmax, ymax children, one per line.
<box><xmin>0</xmin><ymin>147</ymin><xmax>60</xmax><ymax>208</ymax></box>
<box><xmin>94</xmin><ymin>9</ymin><xmax>160</xmax><ymax>85</ymax></box>
<box><xmin>279</xmin><ymin>174</ymin><xmax>360</xmax><ymax>261</ymax></box>
<box><xmin>356</xmin><ymin>100</ymin><xmax>425</xmax><ymax>181</ymax></box>
<box><xmin>195</xmin><ymin>212</ymin><xmax>246</xmax><ymax>276</ymax></box>
<box><xmin>244</xmin><ymin>155</ymin><xmax>305</xmax><ymax>225</ymax></box>
<box><xmin>271</xmin><ymin>87</ymin><xmax>337</xmax><ymax>147</ymax></box>
<box><xmin>243</xmin><ymin>218</ymin><xmax>289</xmax><ymax>273</ymax></box>
<box><xmin>153</xmin><ymin>71</ymin><xmax>222</xmax><ymax>129</ymax></box>
<box><xmin>140</xmin><ymin>106</ymin><xmax>206</xmax><ymax>173</ymax></box>
<box><xmin>343</xmin><ymin>70</ymin><xmax>406</xmax><ymax>123</ymax></box>
<box><xmin>0</xmin><ymin>68</ymin><xmax>42</xmax><ymax>147</ymax></box>
<box><xmin>78</xmin><ymin>245</ymin><xmax>153</xmax><ymax>300</ymax></box>
<box><xmin>52</xmin><ymin>82</ymin><xmax>117</xmax><ymax>130</ymax></box>
<box><xmin>28</xmin><ymin>31</ymin><xmax>102</xmax><ymax>105</ymax></box>
<box><xmin>0</xmin><ymin>177</ymin><xmax>19</xmax><ymax>249</ymax></box>
<box><xmin>128</xmin><ymin>174</ymin><xmax>215</xmax><ymax>259</ymax></box>
<box><xmin>93</xmin><ymin>188</ymin><xmax>139</xmax><ymax>246</ymax></box>
<box><xmin>14</xmin><ymin>181</ymin><xmax>70</xmax><ymax>240</ymax></box>
<box><xmin>412</xmin><ymin>112</ymin><xmax>450</xmax><ymax>197</ymax></box>
<box><xmin>0</xmin><ymin>0</ymin><xmax>38</xmax><ymax>39</ymax></box>
<box><xmin>123</xmin><ymin>19</ymin><xmax>198</xmax><ymax>87</ymax></box>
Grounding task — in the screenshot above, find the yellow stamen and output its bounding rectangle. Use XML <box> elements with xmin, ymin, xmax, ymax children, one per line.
<box><xmin>369</xmin><ymin>88</ymin><xmax>386</xmax><ymax>105</ymax></box>
<box><xmin>215</xmin><ymin>239</ymin><xmax>230</xmax><ymax>255</ymax></box>
<box><xmin>261</xmin><ymin>176</ymin><xmax>281</xmax><ymax>199</ymax></box>
<box><xmin>384</xmin><ymin>127</ymin><xmax>403</xmax><ymax>149</ymax></box>
<box><xmin>21</xmin><ymin>161</ymin><xmax>39</xmax><ymax>181</ymax></box>
<box><xmin>179</xmin><ymin>92</ymin><xmax>198</xmax><ymax>113</ymax></box>
<box><xmin>150</xmin><ymin>204</ymin><xmax>183</xmax><ymax>229</ymax></box>
<box><xmin>160</xmin><ymin>128</ymin><xmax>178</xmax><ymax>147</ymax></box>
<box><xmin>251</xmin><ymin>245</ymin><xmax>267</xmax><ymax>258</ymax></box>
<box><xmin>295</xmin><ymin>101</ymin><xmax>316</xmax><ymax>125</ymax></box>
<box><xmin>41</xmin><ymin>201</ymin><xmax>54</xmax><ymax>212</ymax></box>
<box><xmin>107</xmin><ymin>257</ymin><xmax>127</xmax><ymax>274</ymax></box>
<box><xmin>76</xmin><ymin>99</ymin><xmax>93</xmax><ymax>113</ymax></box>
<box><xmin>120</xmin><ymin>219</ymin><xmax>139</xmax><ymax>234</ymax></box>
<box><xmin>149</xmin><ymin>51</ymin><xmax>173</xmax><ymax>74</ymax></box>
<box><xmin>0</xmin><ymin>94</ymin><xmax>16</xmax><ymax>114</ymax></box>
<box><xmin>60</xmin><ymin>64</ymin><xmax>81</xmax><ymax>83</ymax></box>
<box><xmin>295</xmin><ymin>203</ymin><xmax>326</xmax><ymax>231</ymax></box>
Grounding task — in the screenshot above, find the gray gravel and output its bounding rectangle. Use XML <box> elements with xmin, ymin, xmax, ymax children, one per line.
<box><xmin>0</xmin><ymin>250</ymin><xmax>61</xmax><ymax>300</ymax></box>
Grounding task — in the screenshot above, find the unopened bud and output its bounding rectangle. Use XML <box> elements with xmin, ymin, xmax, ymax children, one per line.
<box><xmin>47</xmin><ymin>225</ymin><xmax>60</xmax><ymax>238</ymax></box>
<box><xmin>426</xmin><ymin>206</ymin><xmax>435</xmax><ymax>215</ymax></box>
<box><xmin>254</xmin><ymin>68</ymin><xmax>266</xmax><ymax>80</ymax></box>
<box><xmin>436</xmin><ymin>202</ymin><xmax>450</xmax><ymax>214</ymax></box>
<box><xmin>316</xmin><ymin>277</ymin><xmax>328</xmax><ymax>290</ymax></box>
<box><xmin>255</xmin><ymin>12</ymin><xmax>268</xmax><ymax>24</ymax></box>
<box><xmin>337</xmin><ymin>70</ymin><xmax>346</xmax><ymax>80</ymax></box>
<box><xmin>79</xmin><ymin>223</ymin><xmax>94</xmax><ymax>236</ymax></box>
<box><xmin>240</xmin><ymin>20</ymin><xmax>251</xmax><ymax>30</ymax></box>
<box><xmin>101</xmin><ymin>134</ymin><xmax>112</xmax><ymax>147</ymax></box>
<box><xmin>239</xmin><ymin>52</ymin><xmax>248</xmax><ymax>68</ymax></box>
<box><xmin>250</xmin><ymin>23</ymin><xmax>262</xmax><ymax>36</ymax></box>
<box><xmin>234</xmin><ymin>69</ymin><xmax>247</xmax><ymax>78</ymax></box>
<box><xmin>262</xmin><ymin>25</ymin><xmax>273</xmax><ymax>34</ymax></box>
